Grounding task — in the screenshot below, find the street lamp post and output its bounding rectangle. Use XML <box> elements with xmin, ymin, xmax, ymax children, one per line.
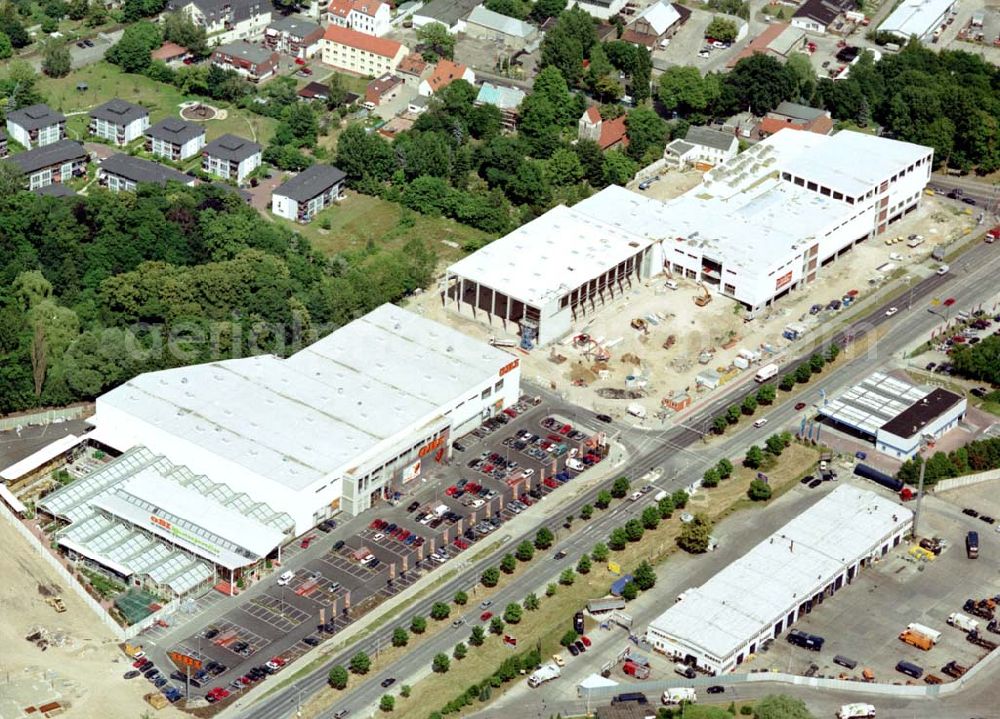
<box><xmin>912</xmin><ymin>445</ymin><xmax>928</xmax><ymax>540</ymax></box>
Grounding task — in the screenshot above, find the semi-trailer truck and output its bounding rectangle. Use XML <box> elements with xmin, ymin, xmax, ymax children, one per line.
<box><xmin>755</xmin><ymin>363</ymin><xmax>779</xmax><ymax>382</ymax></box>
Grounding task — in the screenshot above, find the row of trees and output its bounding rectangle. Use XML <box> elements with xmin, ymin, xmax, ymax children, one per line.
<box><xmin>0</xmin><ymin>181</ymin><xmax>437</xmax><ymax>414</ymax></box>
<box><xmin>952</xmin><ymin>335</ymin><xmax>1000</xmax><ymax>385</ymax></box>
<box><xmin>897</xmin><ymin>436</ymin><xmax>1000</xmax><ymax>487</ymax></box>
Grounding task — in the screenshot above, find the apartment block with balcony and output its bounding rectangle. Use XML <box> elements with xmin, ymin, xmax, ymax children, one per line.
<box><xmin>211</xmin><ymin>41</ymin><xmax>281</xmax><ymax>83</ymax></box>
<box><xmin>8</xmin><ymin>139</ymin><xmax>89</xmax><ymax>190</ymax></box>
<box><xmin>165</xmin><ymin>0</ymin><xmax>272</xmax><ymax>44</ymax></box>
<box><xmin>271</xmin><ymin>164</ymin><xmax>346</xmax><ymax>222</ymax></box>
<box><xmin>6</xmin><ymin>104</ymin><xmax>66</xmax><ymax>149</ymax></box>
<box><xmin>264</xmin><ymin>15</ymin><xmax>324</xmax><ymax>58</ymax></box>
<box><xmin>98</xmin><ymin>154</ymin><xmax>196</xmax><ymax>193</ymax></box>
<box><xmin>202</xmin><ymin>133</ymin><xmax>262</xmax><ymax>183</ymax></box>
<box><xmin>88</xmin><ymin>99</ymin><xmax>150</xmax><ymax>147</ymax></box>
<box><xmin>320</xmin><ymin>25</ymin><xmax>406</xmax><ymax>75</ymax></box>
<box><xmin>144</xmin><ymin>118</ymin><xmax>207</xmax><ymax>161</ymax></box>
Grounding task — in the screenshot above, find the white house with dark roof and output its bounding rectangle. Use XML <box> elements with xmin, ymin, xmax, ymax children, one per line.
<box><xmin>6</xmin><ymin>104</ymin><xmax>66</xmax><ymax>149</ymax></box>
<box><xmin>164</xmin><ymin>0</ymin><xmax>271</xmax><ymax>44</ymax></box>
<box><xmin>98</xmin><ymin>154</ymin><xmax>196</xmax><ymax>193</ymax></box>
<box><xmin>202</xmin><ymin>133</ymin><xmax>262</xmax><ymax>183</ymax></box>
<box><xmin>6</xmin><ymin>139</ymin><xmax>88</xmax><ymax>190</ymax></box>
<box><xmin>89</xmin><ymin>99</ymin><xmax>150</xmax><ymax>147</ymax></box>
<box><xmin>264</xmin><ymin>15</ymin><xmax>325</xmax><ymax>58</ymax></box>
<box><xmin>665</xmin><ymin>125</ymin><xmax>738</xmax><ymax>168</ymax></box>
<box><xmin>144</xmin><ymin>117</ymin><xmax>207</xmax><ymax>161</ymax></box>
<box><xmin>272</xmin><ymin>164</ymin><xmax>347</xmax><ymax>222</ymax></box>
<box><xmin>211</xmin><ymin>40</ymin><xmax>281</xmax><ymax>83</ymax></box>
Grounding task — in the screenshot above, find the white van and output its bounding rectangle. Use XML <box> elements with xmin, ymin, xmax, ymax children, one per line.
<box><xmin>665</xmin><ymin>280</ymin><xmax>679</xmax><ymax>290</ymax></box>
<box><xmin>837</xmin><ymin>703</ymin><xmax>876</xmax><ymax>719</ymax></box>
<box><xmin>753</xmin><ymin>418</ymin><xmax>768</xmax><ymax>428</ymax></box>
<box><xmin>277</xmin><ymin>570</ymin><xmax>294</xmax><ymax>586</ymax></box>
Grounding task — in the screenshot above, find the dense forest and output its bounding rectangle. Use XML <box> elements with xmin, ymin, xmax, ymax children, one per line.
<box><xmin>0</xmin><ymin>181</ymin><xmax>435</xmax><ymax>414</ymax></box>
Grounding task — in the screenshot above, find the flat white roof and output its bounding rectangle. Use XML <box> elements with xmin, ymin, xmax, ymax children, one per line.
<box><xmin>779</xmin><ymin>131</ymin><xmax>931</xmax><ymax>198</ymax></box>
<box><xmin>648</xmin><ymin>485</ymin><xmax>912</xmax><ymax>663</ymax></box>
<box><xmin>880</xmin><ymin>0</ymin><xmax>953</xmax><ymax>39</ymax></box>
<box><xmin>818</xmin><ymin>371</ymin><xmax>930</xmax><ymax>436</ymax></box>
<box><xmin>447</xmin><ymin>205</ymin><xmax>653</xmax><ymax>306</ymax></box>
<box><xmin>97</xmin><ymin>304</ymin><xmax>512</xmax><ymax>491</ymax></box>
<box><xmin>575</xmin><ymin>180</ymin><xmax>848</xmax><ymax>272</ymax></box>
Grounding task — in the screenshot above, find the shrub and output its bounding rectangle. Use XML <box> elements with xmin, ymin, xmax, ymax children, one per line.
<box><xmin>328</xmin><ymin>665</ymin><xmax>348</xmax><ymax>689</ymax></box>
<box><xmin>577</xmin><ymin>554</ymin><xmax>592</xmax><ymax>574</ymax></box>
<box><xmin>503</xmin><ymin>603</ymin><xmax>523</xmax><ymax>623</ymax></box>
<box><xmin>432</xmin><ymin>653</ymin><xmax>450</xmax><ymax>673</ymax></box>
<box><xmin>411</xmin><ymin>615</ymin><xmax>427</xmax><ymax>634</ymax></box>
<box><xmin>621</xmin><ymin>581</ymin><xmax>638</xmax><ymax>601</ymax></box>
<box><xmin>430</xmin><ymin>602</ymin><xmax>451</xmax><ymax>620</ymax></box>
<box><xmin>611</xmin><ymin>476</ymin><xmax>631</xmax><ymax>498</ymax></box>
<box><xmin>380</xmin><ymin>694</ymin><xmax>395</xmax><ymax>712</ymax></box>
<box><xmin>349</xmin><ymin>652</ymin><xmax>371</xmax><ymax>675</ymax></box>
<box><xmin>748</xmin><ymin>479</ymin><xmax>773</xmax><ymax>501</ymax></box>
<box><xmin>481</xmin><ymin>566</ymin><xmax>500</xmax><ymax>587</ymax></box>
<box><xmin>454</xmin><ymin>590</ymin><xmax>468</xmax><ymax>605</ymax></box>
<box><xmin>391</xmin><ymin>627</ymin><xmax>409</xmax><ymax>647</ymax></box>
<box><xmin>534</xmin><ymin>527</ymin><xmax>554</xmax><ymax>549</ymax></box>
<box><xmin>591</xmin><ymin>542</ymin><xmax>609</xmax><ymax>562</ymax></box>
<box><xmin>559</xmin><ymin>568</ymin><xmax>575</xmax><ymax>585</ymax></box>
<box><xmin>515</xmin><ymin>540</ymin><xmax>534</xmax><ymax>562</ymax></box>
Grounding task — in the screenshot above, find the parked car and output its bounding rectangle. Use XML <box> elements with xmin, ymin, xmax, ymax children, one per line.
<box><xmin>381</xmin><ymin>677</ymin><xmax>396</xmax><ymax>688</ymax></box>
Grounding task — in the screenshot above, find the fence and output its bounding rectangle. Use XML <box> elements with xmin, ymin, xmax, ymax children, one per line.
<box><xmin>0</xmin><ymin>404</ymin><xmax>93</xmax><ymax>432</ymax></box>
<box><xmin>932</xmin><ymin>468</ymin><xmax>1000</xmax><ymax>493</ymax></box>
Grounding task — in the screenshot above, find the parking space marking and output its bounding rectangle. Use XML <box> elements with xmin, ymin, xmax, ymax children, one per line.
<box><xmin>210</xmin><ymin>619</ymin><xmax>269</xmax><ymax>657</ymax></box>
<box><xmin>320</xmin><ymin>552</ymin><xmax>378</xmax><ymax>580</ymax></box>
<box><xmin>240</xmin><ymin>595</ymin><xmax>310</xmax><ymax>632</ymax></box>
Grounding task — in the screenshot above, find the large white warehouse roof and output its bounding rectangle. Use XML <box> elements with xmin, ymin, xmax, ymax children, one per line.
<box><xmin>648</xmin><ymin>485</ymin><xmax>912</xmax><ymax>662</ymax></box>
<box><xmin>447</xmin><ymin>204</ymin><xmax>653</xmax><ymax>306</ymax></box>
<box><xmin>96</xmin><ymin>303</ymin><xmax>514</xmax><ymax>491</ymax></box>
<box><xmin>880</xmin><ymin>0</ymin><xmax>954</xmax><ymax>39</ymax></box>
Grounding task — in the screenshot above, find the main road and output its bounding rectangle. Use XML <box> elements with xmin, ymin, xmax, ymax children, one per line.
<box><xmin>239</xmin><ymin>238</ymin><xmax>1000</xmax><ymax>719</ymax></box>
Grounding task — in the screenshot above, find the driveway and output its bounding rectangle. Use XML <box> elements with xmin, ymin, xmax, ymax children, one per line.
<box><xmin>246</xmin><ymin>172</ymin><xmax>284</xmax><ymax>214</ymax></box>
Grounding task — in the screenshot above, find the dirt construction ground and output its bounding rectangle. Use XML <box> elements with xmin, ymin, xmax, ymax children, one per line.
<box><xmin>0</xmin><ymin>516</ymin><xmax>182</xmax><ymax>719</ymax></box>
<box><xmin>413</xmin><ymin>187</ymin><xmax>980</xmax><ymax>422</ymax></box>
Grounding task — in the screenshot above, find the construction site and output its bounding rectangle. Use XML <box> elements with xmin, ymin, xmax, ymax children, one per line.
<box><xmin>417</xmin><ymin>188</ymin><xmax>979</xmax><ymax>423</ymax></box>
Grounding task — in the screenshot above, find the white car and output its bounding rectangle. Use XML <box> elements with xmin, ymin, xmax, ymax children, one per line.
<box><xmin>753</xmin><ymin>418</ymin><xmax>768</xmax><ymax>428</ymax></box>
<box><xmin>373</xmin><ymin>532</ymin><xmax>384</xmax><ymax>540</ymax></box>
<box><xmin>712</xmin><ymin>40</ymin><xmax>726</xmax><ymax>48</ymax></box>
<box><xmin>698</xmin><ymin>50</ymin><xmax>711</xmax><ymax>58</ymax></box>
<box><xmin>680</xmin><ymin>512</ymin><xmax>694</xmax><ymax>523</ymax></box>
<box><xmin>885</xmin><ymin>307</ymin><xmax>899</xmax><ymax>317</ymax></box>
<box><xmin>523</xmin><ymin>468</ymin><xmax>535</xmax><ymax>478</ymax></box>
<box><xmin>937</xmin><ymin>264</ymin><xmax>950</xmax><ymax>275</ymax></box>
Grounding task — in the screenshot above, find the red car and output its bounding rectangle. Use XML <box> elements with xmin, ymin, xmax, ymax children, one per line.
<box><xmin>300</xmin><ymin>535</ymin><xmax>316</xmax><ymax>548</ymax></box>
<box><xmin>943</xmin><ymin>297</ymin><xmax>956</xmax><ymax>307</ymax></box>
<box><xmin>794</xmin><ymin>402</ymin><xmax>806</xmax><ymax>411</ymax></box>
<box><xmin>480</xmin><ymin>611</ymin><xmax>493</xmax><ymax>622</ymax></box>
<box><xmin>294</xmin><ymin>57</ymin><xmax>305</xmax><ymax>65</ymax></box>
<box><xmin>445</xmin><ymin>485</ymin><xmax>458</xmax><ymax>496</ymax></box>
<box><xmin>270</xmin><ymin>656</ymin><xmax>286</xmax><ymax>667</ymax></box>
<box><xmin>544</xmin><ymin>478</ymin><xmax>558</xmax><ymax>488</ymax></box>
<box><xmin>580</xmin><ymin>635</ymin><xmax>592</xmax><ymax>647</ymax></box>
<box><xmin>560</xmin><ymin>424</ymin><xmax>572</xmax><ymax>434</ymax></box>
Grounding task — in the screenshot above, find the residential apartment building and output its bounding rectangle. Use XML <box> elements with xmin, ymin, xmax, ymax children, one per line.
<box><xmin>88</xmin><ymin>99</ymin><xmax>150</xmax><ymax>147</ymax></box>
<box><xmin>271</xmin><ymin>164</ymin><xmax>346</xmax><ymax>222</ymax></box>
<box><xmin>202</xmin><ymin>133</ymin><xmax>262</xmax><ymax>183</ymax></box>
<box><xmin>98</xmin><ymin>154</ymin><xmax>196</xmax><ymax>193</ymax></box>
<box><xmin>325</xmin><ymin>0</ymin><xmax>391</xmax><ymax>36</ymax></box>
<box><xmin>211</xmin><ymin>41</ymin><xmax>281</xmax><ymax>83</ymax></box>
<box><xmin>165</xmin><ymin>0</ymin><xmax>271</xmax><ymax>44</ymax></box>
<box><xmin>320</xmin><ymin>25</ymin><xmax>407</xmax><ymax>75</ymax></box>
<box><xmin>7</xmin><ymin>139</ymin><xmax>88</xmax><ymax>190</ymax></box>
<box><xmin>144</xmin><ymin>117</ymin><xmax>207</xmax><ymax>161</ymax></box>
<box><xmin>6</xmin><ymin>104</ymin><xmax>66</xmax><ymax>149</ymax></box>
<box><xmin>264</xmin><ymin>15</ymin><xmax>324</xmax><ymax>58</ymax></box>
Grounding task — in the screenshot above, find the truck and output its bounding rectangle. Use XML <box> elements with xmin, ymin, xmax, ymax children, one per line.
<box><xmin>966</xmin><ymin>630</ymin><xmax>999</xmax><ymax>650</ymax></box>
<box><xmin>674</xmin><ymin>663</ymin><xmax>696</xmax><ymax>679</ymax></box>
<box><xmin>433</xmin><ymin>504</ymin><xmax>449</xmax><ymax>517</ymax></box>
<box><xmin>837</xmin><ymin>704</ymin><xmax>876</xmax><ymax>719</ymax></box>
<box><xmin>963</xmin><ymin>598</ymin><xmax>994</xmax><ymax>620</ymax></box>
<box><xmin>623</xmin><ymin>660</ymin><xmax>650</xmax><ymax>679</ymax></box>
<box><xmin>899</xmin><ymin>630</ymin><xmax>934</xmax><ymax>651</ymax></box>
<box><xmin>941</xmin><ymin>660</ymin><xmax>967</xmax><ymax>678</ymax></box>
<box><xmin>854</xmin><ymin>463</ymin><xmax>903</xmax><ymax>493</ymax></box>
<box><xmin>782</xmin><ymin>323</ymin><xmax>809</xmax><ymax>341</ymax></box>
<box><xmin>755</xmin><ymin>363</ymin><xmax>779</xmax><ymax>383</ymax></box>
<box><xmin>947</xmin><ymin>612</ymin><xmax>979</xmax><ymax>633</ymax></box>
<box><xmin>907</xmin><ymin>623</ymin><xmax>941</xmax><ymax>644</ymax></box>
<box><xmin>661</xmin><ymin>688</ymin><xmax>697</xmax><ymax>705</ymax></box>
<box><xmin>527</xmin><ymin>664</ymin><xmax>560</xmax><ymax>687</ymax></box>
<box><xmin>987</xmin><ymin>225</ymin><xmax>1000</xmax><ymax>243</ymax></box>
<box><xmin>626</xmin><ymin>403</ymin><xmax>647</xmax><ymax>419</ymax></box>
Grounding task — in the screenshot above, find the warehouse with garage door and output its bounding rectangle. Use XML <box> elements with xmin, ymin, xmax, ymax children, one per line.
<box><xmin>645</xmin><ymin>486</ymin><xmax>912</xmax><ymax>675</ymax></box>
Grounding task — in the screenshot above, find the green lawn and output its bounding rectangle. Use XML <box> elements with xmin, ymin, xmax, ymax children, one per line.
<box><xmin>281</xmin><ymin>191</ymin><xmax>490</xmax><ymax>262</ymax></box>
<box><xmin>34</xmin><ymin>62</ymin><xmax>277</xmax><ymax>145</ymax></box>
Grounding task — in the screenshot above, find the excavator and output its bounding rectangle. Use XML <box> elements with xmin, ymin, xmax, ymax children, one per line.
<box><xmin>694</xmin><ymin>282</ymin><xmax>712</xmax><ymax>307</ymax></box>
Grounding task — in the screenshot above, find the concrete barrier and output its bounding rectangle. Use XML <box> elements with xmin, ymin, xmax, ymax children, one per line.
<box><xmin>0</xmin><ymin>404</ymin><xmax>92</xmax><ymax>431</ymax></box>
<box><xmin>932</xmin><ymin>469</ymin><xmax>1000</xmax><ymax>493</ymax></box>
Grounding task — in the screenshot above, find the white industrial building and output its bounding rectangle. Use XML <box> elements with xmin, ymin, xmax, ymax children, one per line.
<box><xmin>444</xmin><ymin>205</ymin><xmax>657</xmax><ymax>346</ymax></box>
<box><xmin>879</xmin><ymin>0</ymin><xmax>955</xmax><ymax>41</ymax></box>
<box><xmin>85</xmin><ymin>304</ymin><xmax>520</xmax><ymax>532</ymax></box>
<box><xmin>646</xmin><ymin>485</ymin><xmax>913</xmax><ymax>674</ymax></box>
<box><xmin>573</xmin><ymin>130</ymin><xmax>932</xmax><ymax>315</ymax></box>
<box><xmin>818</xmin><ymin>371</ymin><xmax>966</xmax><ymax>459</ymax></box>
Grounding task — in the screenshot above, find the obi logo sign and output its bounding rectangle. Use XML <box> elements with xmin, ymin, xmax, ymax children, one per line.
<box><xmin>498</xmin><ymin>359</ymin><xmax>519</xmax><ymax>377</ymax></box>
<box><xmin>150</xmin><ymin>515</ymin><xmax>172</xmax><ymax>531</ymax></box>
<box><xmin>418</xmin><ymin>436</ymin><xmax>445</xmax><ymax>458</ymax></box>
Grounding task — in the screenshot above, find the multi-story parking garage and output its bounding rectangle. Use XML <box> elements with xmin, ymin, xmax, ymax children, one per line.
<box><xmin>645</xmin><ymin>486</ymin><xmax>912</xmax><ymax>675</ymax></box>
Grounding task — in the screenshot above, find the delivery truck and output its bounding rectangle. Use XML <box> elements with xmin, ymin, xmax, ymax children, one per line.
<box><xmin>947</xmin><ymin>612</ymin><xmax>979</xmax><ymax>633</ymax></box>
<box><xmin>837</xmin><ymin>703</ymin><xmax>876</xmax><ymax>718</ymax></box>
<box><xmin>907</xmin><ymin>623</ymin><xmax>941</xmax><ymax>644</ymax></box>
<box><xmin>755</xmin><ymin>363</ymin><xmax>779</xmax><ymax>383</ymax></box>
<box><xmin>899</xmin><ymin>630</ymin><xmax>933</xmax><ymax>651</ymax></box>
<box><xmin>661</xmin><ymin>688</ymin><xmax>697</xmax><ymax>705</ymax></box>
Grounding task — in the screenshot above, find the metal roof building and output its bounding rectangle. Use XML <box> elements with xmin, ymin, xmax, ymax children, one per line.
<box><xmin>879</xmin><ymin>0</ymin><xmax>955</xmax><ymax>40</ymax></box>
<box><xmin>86</xmin><ymin>303</ymin><xmax>522</xmax><ymax>528</ymax></box>
<box><xmin>646</xmin><ymin>485</ymin><xmax>912</xmax><ymax>674</ymax></box>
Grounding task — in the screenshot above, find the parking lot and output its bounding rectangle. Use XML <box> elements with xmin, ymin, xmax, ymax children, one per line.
<box><xmin>751</xmin><ymin>487</ymin><xmax>1000</xmax><ymax>685</ymax></box>
<box><xmin>156</xmin><ymin>396</ymin><xmax>610</xmax><ymax>698</ymax></box>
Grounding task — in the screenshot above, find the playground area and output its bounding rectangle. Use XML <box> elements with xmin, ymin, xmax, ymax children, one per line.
<box><xmin>179</xmin><ymin>102</ymin><xmax>227</xmax><ymax>122</ymax></box>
